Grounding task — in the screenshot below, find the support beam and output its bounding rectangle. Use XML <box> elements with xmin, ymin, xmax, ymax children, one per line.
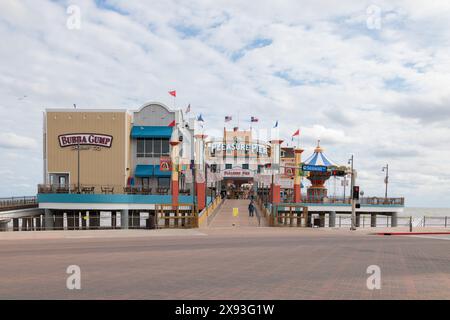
<box><xmin>121</xmin><ymin>209</ymin><xmax>129</xmax><ymax>229</ymax></box>
<box><xmin>319</xmin><ymin>213</ymin><xmax>325</xmax><ymax>228</ymax></box>
<box><xmin>44</xmin><ymin>209</ymin><xmax>54</xmax><ymax>230</ymax></box>
<box><xmin>371</xmin><ymin>213</ymin><xmax>377</xmax><ymax>227</ymax></box>
<box><xmin>111</xmin><ymin>212</ymin><xmax>117</xmax><ymax>229</ymax></box>
<box><xmin>391</xmin><ymin>212</ymin><xmax>398</xmax><ymax>227</ymax></box>
<box><xmin>13</xmin><ymin>218</ymin><xmax>19</xmax><ymax>231</ymax></box>
<box><xmin>329</xmin><ymin>211</ymin><xmax>336</xmax><ymax>228</ymax></box>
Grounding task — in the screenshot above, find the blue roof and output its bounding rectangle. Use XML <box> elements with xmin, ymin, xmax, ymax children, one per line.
<box><xmin>303</xmin><ymin>142</ymin><xmax>338</xmax><ymax>167</ymax></box>
<box><xmin>134</xmin><ymin>165</ymin><xmax>171</xmax><ymax>177</ymax></box>
<box><xmin>131</xmin><ymin>126</ymin><xmax>173</xmax><ymax>138</ymax></box>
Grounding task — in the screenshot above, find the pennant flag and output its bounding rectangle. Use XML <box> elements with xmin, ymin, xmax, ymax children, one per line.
<box><xmin>225</xmin><ymin>116</ymin><xmax>232</xmax><ymax>122</ymax></box>
<box><xmin>168</xmin><ymin>120</ymin><xmax>176</xmax><ymax>127</ymax></box>
<box><xmin>168</xmin><ymin>90</ymin><xmax>176</xmax><ymax>97</ymax></box>
<box><xmin>273</xmin><ymin>120</ymin><xmax>278</xmax><ymax>128</ymax></box>
<box><xmin>292</xmin><ymin>129</ymin><xmax>300</xmax><ymax>141</ymax></box>
<box><xmin>185</xmin><ymin>104</ymin><xmax>191</xmax><ymax>113</ymax></box>
<box><xmin>197</xmin><ymin>114</ymin><xmax>204</xmax><ymax>122</ymax></box>
<box><xmin>251</xmin><ymin>116</ymin><xmax>259</xmax><ymax>122</ymax></box>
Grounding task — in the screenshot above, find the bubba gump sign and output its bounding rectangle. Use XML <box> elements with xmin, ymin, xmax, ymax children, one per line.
<box><xmin>58</xmin><ymin>133</ymin><xmax>113</xmax><ymax>148</ymax></box>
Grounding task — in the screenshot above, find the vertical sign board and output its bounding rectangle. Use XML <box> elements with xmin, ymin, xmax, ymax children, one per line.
<box><xmin>160</xmin><ymin>157</ymin><xmax>172</xmax><ymax>171</ymax></box>
<box><xmin>233</xmin><ymin>208</ymin><xmax>239</xmax><ymax>217</ymax></box>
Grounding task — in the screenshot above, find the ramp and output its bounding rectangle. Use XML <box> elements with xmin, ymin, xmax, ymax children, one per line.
<box><xmin>208</xmin><ymin>199</ymin><xmax>266</xmax><ymax>227</ymax></box>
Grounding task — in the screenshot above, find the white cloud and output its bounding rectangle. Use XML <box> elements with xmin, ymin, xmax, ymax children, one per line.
<box><xmin>0</xmin><ymin>133</ymin><xmax>37</xmax><ymax>150</ymax></box>
<box><xmin>0</xmin><ymin>0</ymin><xmax>449</xmax><ymax>206</ymax></box>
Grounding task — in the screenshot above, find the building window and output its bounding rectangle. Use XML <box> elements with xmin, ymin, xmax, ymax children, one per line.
<box><xmin>137</xmin><ymin>138</ymin><xmax>170</xmax><ymax>157</ymax></box>
<box><xmin>242</xmin><ymin>164</ymin><xmax>249</xmax><ymax>170</ymax></box>
<box><xmin>210</xmin><ymin>164</ymin><xmax>217</xmax><ymax>173</ymax></box>
<box><xmin>257</xmin><ymin>165</ymin><xmax>264</xmax><ymax>173</ymax></box>
<box><xmin>225</xmin><ymin>164</ymin><xmax>232</xmax><ymax>169</ymax></box>
<box><xmin>158</xmin><ymin>177</ymin><xmax>170</xmax><ymax>188</ymax></box>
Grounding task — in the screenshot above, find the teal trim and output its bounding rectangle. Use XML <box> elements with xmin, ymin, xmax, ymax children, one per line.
<box><xmin>134</xmin><ymin>165</ymin><xmax>171</xmax><ymax>177</ymax></box>
<box><xmin>131</xmin><ymin>126</ymin><xmax>172</xmax><ymax>138</ymax></box>
<box><xmin>38</xmin><ymin>193</ymin><xmax>196</xmax><ymax>205</ymax></box>
<box><xmin>135</xmin><ymin>165</ymin><xmax>154</xmax><ymax>177</ymax></box>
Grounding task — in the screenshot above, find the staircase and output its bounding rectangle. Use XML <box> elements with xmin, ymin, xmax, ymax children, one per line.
<box><xmin>209</xmin><ymin>199</ymin><xmax>265</xmax><ymax>227</ymax></box>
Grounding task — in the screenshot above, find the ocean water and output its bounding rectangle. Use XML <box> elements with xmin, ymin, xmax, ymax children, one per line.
<box><xmin>401</xmin><ymin>207</ymin><xmax>450</xmax><ymax>218</ymax></box>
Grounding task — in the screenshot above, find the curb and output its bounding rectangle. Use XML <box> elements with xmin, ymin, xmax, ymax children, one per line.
<box><xmin>375</xmin><ymin>232</ymin><xmax>450</xmax><ymax>236</ymax></box>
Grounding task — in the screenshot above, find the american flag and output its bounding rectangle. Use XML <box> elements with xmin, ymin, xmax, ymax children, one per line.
<box><xmin>225</xmin><ymin>116</ymin><xmax>232</xmax><ymax>122</ymax></box>
<box><xmin>251</xmin><ymin>116</ymin><xmax>259</xmax><ymax>122</ymax></box>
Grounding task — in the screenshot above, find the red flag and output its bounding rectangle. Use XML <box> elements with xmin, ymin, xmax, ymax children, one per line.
<box><xmin>168</xmin><ymin>90</ymin><xmax>176</xmax><ymax>97</ymax></box>
<box><xmin>168</xmin><ymin>120</ymin><xmax>176</xmax><ymax>127</ymax></box>
<box><xmin>292</xmin><ymin>129</ymin><xmax>300</xmax><ymax>137</ymax></box>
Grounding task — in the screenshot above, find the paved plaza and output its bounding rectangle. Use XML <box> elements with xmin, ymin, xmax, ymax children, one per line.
<box><xmin>0</xmin><ymin>224</ymin><xmax>449</xmax><ymax>300</ymax></box>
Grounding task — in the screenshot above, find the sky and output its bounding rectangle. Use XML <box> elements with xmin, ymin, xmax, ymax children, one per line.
<box><xmin>0</xmin><ymin>0</ymin><xmax>449</xmax><ymax>207</ymax></box>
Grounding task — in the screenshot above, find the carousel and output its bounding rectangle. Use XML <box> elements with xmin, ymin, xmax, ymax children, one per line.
<box><xmin>303</xmin><ymin>141</ymin><xmax>341</xmax><ymax>202</ymax></box>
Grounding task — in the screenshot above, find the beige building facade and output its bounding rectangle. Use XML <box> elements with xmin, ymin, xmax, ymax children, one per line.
<box><xmin>43</xmin><ymin>109</ymin><xmax>132</xmax><ymax>192</ymax></box>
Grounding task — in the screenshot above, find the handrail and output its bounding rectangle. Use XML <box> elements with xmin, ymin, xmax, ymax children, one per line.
<box><xmin>0</xmin><ymin>196</ymin><xmax>37</xmax><ymax>209</ymax></box>
<box><xmin>37</xmin><ymin>184</ymin><xmax>187</xmax><ymax>196</ymax></box>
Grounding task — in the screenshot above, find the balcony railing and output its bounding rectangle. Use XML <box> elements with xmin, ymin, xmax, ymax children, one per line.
<box><xmin>0</xmin><ymin>196</ymin><xmax>37</xmax><ymax>210</ymax></box>
<box><xmin>256</xmin><ymin>189</ymin><xmax>404</xmax><ymax>206</ymax></box>
<box><xmin>37</xmin><ymin>184</ymin><xmax>187</xmax><ymax>196</ymax></box>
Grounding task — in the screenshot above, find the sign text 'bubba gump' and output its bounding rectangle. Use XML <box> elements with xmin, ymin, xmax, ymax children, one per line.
<box><xmin>58</xmin><ymin>134</ymin><xmax>113</xmax><ymax>148</ymax></box>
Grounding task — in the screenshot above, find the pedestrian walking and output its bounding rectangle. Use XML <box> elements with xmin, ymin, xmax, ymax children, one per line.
<box><xmin>248</xmin><ymin>201</ymin><xmax>255</xmax><ymax>217</ymax></box>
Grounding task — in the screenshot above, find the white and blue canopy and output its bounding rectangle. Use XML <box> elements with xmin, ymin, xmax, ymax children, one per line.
<box><xmin>303</xmin><ymin>141</ymin><xmax>338</xmax><ymax>167</ymax></box>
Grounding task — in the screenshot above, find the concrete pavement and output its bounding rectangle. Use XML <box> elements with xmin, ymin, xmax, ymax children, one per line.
<box><xmin>0</xmin><ymin>227</ymin><xmax>449</xmax><ymax>299</ymax></box>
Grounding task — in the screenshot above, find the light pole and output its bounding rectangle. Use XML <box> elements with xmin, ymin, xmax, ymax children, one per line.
<box><xmin>382</xmin><ymin>164</ymin><xmax>389</xmax><ymax>201</ymax></box>
<box><xmin>77</xmin><ymin>142</ymin><xmax>81</xmax><ymax>193</ymax></box>
<box><xmin>348</xmin><ymin>155</ymin><xmax>356</xmax><ymax>230</ymax></box>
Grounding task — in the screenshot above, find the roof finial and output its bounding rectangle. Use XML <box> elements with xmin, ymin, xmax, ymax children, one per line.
<box><xmin>314</xmin><ymin>139</ymin><xmax>323</xmax><ymax>153</ymax></box>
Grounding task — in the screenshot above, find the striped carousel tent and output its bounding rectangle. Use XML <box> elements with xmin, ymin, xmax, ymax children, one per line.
<box><xmin>303</xmin><ymin>140</ymin><xmax>338</xmax><ymax>167</ymax></box>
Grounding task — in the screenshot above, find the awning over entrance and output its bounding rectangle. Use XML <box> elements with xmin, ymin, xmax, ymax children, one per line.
<box><xmin>135</xmin><ymin>165</ymin><xmax>154</xmax><ymax>177</ymax></box>
<box><xmin>131</xmin><ymin>126</ymin><xmax>173</xmax><ymax>138</ymax></box>
<box><xmin>134</xmin><ymin>165</ymin><xmax>171</xmax><ymax>177</ymax></box>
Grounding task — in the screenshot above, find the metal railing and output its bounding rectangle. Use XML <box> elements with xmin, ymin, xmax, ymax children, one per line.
<box><xmin>257</xmin><ymin>188</ymin><xmax>405</xmax><ymax>206</ymax></box>
<box><xmin>0</xmin><ymin>196</ymin><xmax>37</xmax><ymax>210</ymax></box>
<box><xmin>37</xmin><ymin>184</ymin><xmax>186</xmax><ymax>196</ymax></box>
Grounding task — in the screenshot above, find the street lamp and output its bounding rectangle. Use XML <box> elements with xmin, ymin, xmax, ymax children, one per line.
<box><xmin>348</xmin><ymin>155</ymin><xmax>356</xmax><ymax>230</ymax></box>
<box><xmin>382</xmin><ymin>164</ymin><xmax>389</xmax><ymax>201</ymax></box>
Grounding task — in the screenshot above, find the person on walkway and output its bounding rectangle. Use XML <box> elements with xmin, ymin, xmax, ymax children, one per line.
<box><xmin>248</xmin><ymin>201</ymin><xmax>255</xmax><ymax>217</ymax></box>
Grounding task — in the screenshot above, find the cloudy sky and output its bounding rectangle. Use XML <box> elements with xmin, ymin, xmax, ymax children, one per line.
<box><xmin>0</xmin><ymin>0</ymin><xmax>449</xmax><ymax>207</ymax></box>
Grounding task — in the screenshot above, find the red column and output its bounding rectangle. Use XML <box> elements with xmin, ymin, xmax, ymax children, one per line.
<box><xmin>196</xmin><ymin>182</ymin><xmax>206</xmax><ymax>211</ymax></box>
<box><xmin>271</xmin><ymin>183</ymin><xmax>281</xmax><ymax>204</ymax></box>
<box><xmin>294</xmin><ymin>184</ymin><xmax>301</xmax><ymax>203</ymax></box>
<box><xmin>170</xmin><ymin>140</ymin><xmax>180</xmax><ymax>207</ymax></box>
<box><xmin>172</xmin><ymin>179</ymin><xmax>179</xmax><ymax>206</ymax></box>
